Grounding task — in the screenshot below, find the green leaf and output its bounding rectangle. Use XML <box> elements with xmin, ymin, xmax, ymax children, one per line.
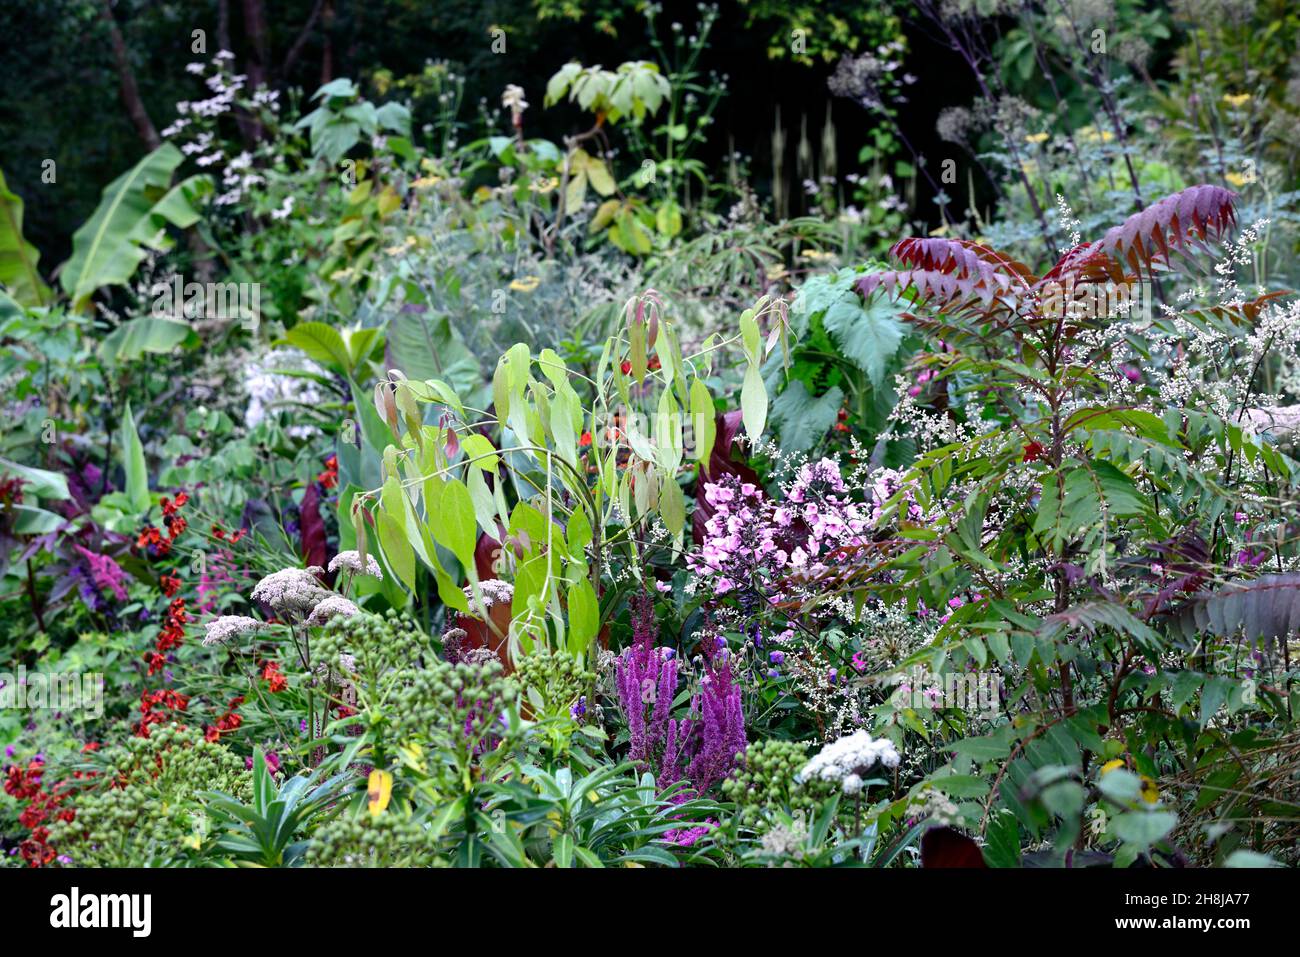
<box><xmin>984</xmin><ymin>810</ymin><xmax>1021</xmax><ymax>868</ymax></box>
<box><xmin>689</xmin><ymin>378</ymin><xmax>716</xmax><ymax>467</ymax></box>
<box><xmin>659</xmin><ymin>477</ymin><xmax>686</xmax><ymax>542</ymax></box>
<box><xmin>740</xmin><ymin>361</ymin><xmax>767</xmax><ymax>447</ymax></box>
<box><xmin>930</xmin><ymin>774</ymin><xmax>990</xmax><ymax>798</ymax></box>
<box><xmin>821</xmin><ymin>295</ymin><xmax>905</xmax><ymax>389</ymax></box>
<box><xmin>435</xmin><ymin>478</ymin><xmax>478</xmax><ymax>569</ymax></box>
<box><xmin>0</xmin><ymin>168</ymin><xmax>50</xmax><ymax>305</ymax></box>
<box><xmin>567</xmin><ymin>578</ymin><xmax>599</xmax><ymax>654</ymax></box>
<box><xmin>1112</xmin><ymin>809</ymin><xmax>1177</xmax><ymax>849</ymax></box>
<box><xmin>283</xmin><ymin>321</ymin><xmax>354</xmax><ymax>374</ymax></box>
<box><xmin>0</xmin><ymin>458</ymin><xmax>69</xmax><ymax>500</ymax></box>
<box><xmin>120</xmin><ymin>401</ymin><xmax>149</xmax><ymax>515</ymax></box>
<box><xmin>100</xmin><ymin>317</ymin><xmax>199</xmax><ymax>362</ymax></box>
<box><xmin>769</xmin><ymin>380</ymin><xmax>843</xmax><ymax>453</ymax></box>
<box><xmin>60</xmin><ymin>144</ymin><xmax>210</xmax><ymax>310</ymax></box>
<box><xmin>387</xmin><ymin>308</ymin><xmax>483</xmax><ymax>404</ymax></box>
<box><xmin>552</xmin><ymin>833</ymin><xmax>575</xmax><ymax>868</ymax></box>
<box><xmin>377</xmin><ymin>510</ymin><xmax>416</xmax><ymax>592</ymax></box>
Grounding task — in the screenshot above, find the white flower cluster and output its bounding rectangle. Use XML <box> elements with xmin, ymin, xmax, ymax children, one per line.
<box><xmin>251</xmin><ymin>567</ymin><xmax>331</xmax><ymax>617</ymax></box>
<box><xmin>306</xmin><ymin>595</ymin><xmax>361</xmax><ymax>627</ymax></box>
<box><xmin>203</xmin><ymin>615</ymin><xmax>265</xmax><ymax>646</ymax></box>
<box><xmin>464</xmin><ymin>579</ymin><xmax>514</xmax><ymax>612</ymax></box>
<box><xmin>797</xmin><ymin>730</ymin><xmax>901</xmax><ymax>796</ymax></box>
<box><xmin>243</xmin><ymin>350</ymin><xmax>324</xmax><ymax>436</ymax></box>
<box><xmin>328</xmin><ymin>550</ymin><xmax>383</xmax><ymax>579</ymax></box>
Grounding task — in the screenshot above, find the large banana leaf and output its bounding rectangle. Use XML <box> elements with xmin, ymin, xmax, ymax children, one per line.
<box><xmin>0</xmin><ymin>168</ymin><xmax>50</xmax><ymax>306</ymax></box>
<box><xmin>59</xmin><ymin>144</ymin><xmax>211</xmax><ymax>310</ymax></box>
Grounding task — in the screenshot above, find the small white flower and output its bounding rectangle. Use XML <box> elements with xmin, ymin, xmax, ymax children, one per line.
<box><xmin>306</xmin><ymin>595</ymin><xmax>361</xmax><ymax>627</ymax></box>
<box><xmin>501</xmin><ymin>84</ymin><xmax>529</xmax><ymax>115</ymax></box>
<box><xmin>203</xmin><ymin>615</ymin><xmax>265</xmax><ymax>646</ymax></box>
<box><xmin>463</xmin><ymin>579</ymin><xmax>514</xmax><ymax>614</ymax></box>
<box><xmin>797</xmin><ymin>731</ymin><xmax>901</xmax><ymax>792</ymax></box>
<box><xmin>251</xmin><ymin>567</ymin><xmax>331</xmax><ymax>617</ymax></box>
<box><xmin>328</xmin><ymin>549</ymin><xmax>383</xmax><ymax>579</ymax></box>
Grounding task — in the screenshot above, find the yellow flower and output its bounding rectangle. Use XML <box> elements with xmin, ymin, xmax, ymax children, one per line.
<box><xmin>411</xmin><ymin>175</ymin><xmax>442</xmax><ymax>190</ymax></box>
<box><xmin>529</xmin><ymin>177</ymin><xmax>559</xmax><ymax>194</ymax></box>
<box><xmin>1078</xmin><ymin>125</ymin><xmax>1114</xmax><ymax>144</ymax></box>
<box><xmin>1225</xmin><ymin>171</ymin><xmax>1250</xmax><ymax>188</ymax></box>
<box><xmin>1222</xmin><ymin>93</ymin><xmax>1251</xmax><ymax>108</ymax></box>
<box><xmin>367</xmin><ymin>769</ymin><xmax>392</xmax><ymax>816</ymax></box>
<box><xmin>1025</xmin><ymin>132</ymin><xmax>1050</xmax><ymax>144</ymax></box>
<box><xmin>1100</xmin><ymin>758</ymin><xmax>1159</xmax><ymax>803</ymax></box>
<box><xmin>799</xmin><ymin>249</ymin><xmax>835</xmax><ymax>262</ymax></box>
<box><xmin>1139</xmin><ymin>775</ymin><xmax>1160</xmax><ymax>804</ymax></box>
<box><xmin>509</xmin><ymin>276</ymin><xmax>541</xmax><ymax>293</ymax></box>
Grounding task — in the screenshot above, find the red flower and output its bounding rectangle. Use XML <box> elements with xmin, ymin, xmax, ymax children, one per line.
<box><xmin>316</xmin><ymin>453</ymin><xmax>339</xmax><ymax>490</ymax></box>
<box><xmin>620</xmin><ymin>360</ymin><xmax>632</xmax><ymax>375</ymax></box>
<box><xmin>1022</xmin><ymin>441</ymin><xmax>1045</xmax><ymax>463</ymax></box>
<box><xmin>262</xmin><ymin>660</ymin><xmax>288</xmax><ymax>694</ymax></box>
<box><xmin>578</xmin><ymin>431</ymin><xmax>592</xmax><ymax>448</ymax></box>
<box><xmin>160</xmin><ymin>573</ymin><xmax>182</xmax><ymax>598</ymax></box>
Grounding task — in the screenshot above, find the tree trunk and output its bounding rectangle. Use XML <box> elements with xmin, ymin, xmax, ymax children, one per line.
<box><xmin>217</xmin><ymin>0</ymin><xmax>232</xmax><ymax>55</ymax></box>
<box><xmin>241</xmin><ymin>0</ymin><xmax>272</xmax><ymax>89</ymax></box>
<box><xmin>100</xmin><ymin>0</ymin><xmax>160</xmax><ymax>150</ymax></box>
<box><xmin>320</xmin><ymin>0</ymin><xmax>335</xmax><ymax>84</ymax></box>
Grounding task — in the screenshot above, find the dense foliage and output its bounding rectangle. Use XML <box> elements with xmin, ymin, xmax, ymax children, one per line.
<box><xmin>3</xmin><ymin>0</ymin><xmax>1300</xmax><ymax>869</ymax></box>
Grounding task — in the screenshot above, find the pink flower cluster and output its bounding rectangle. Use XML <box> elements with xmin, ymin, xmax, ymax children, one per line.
<box><xmin>689</xmin><ymin>477</ymin><xmax>785</xmax><ymax>596</ymax></box>
<box><xmin>73</xmin><ymin>546</ymin><xmax>130</xmax><ymax>602</ymax></box>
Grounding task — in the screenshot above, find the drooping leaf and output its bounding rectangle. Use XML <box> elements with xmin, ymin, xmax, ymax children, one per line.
<box><xmin>0</xmin><ymin>168</ymin><xmax>50</xmax><ymax>305</ymax></box>
<box><xmin>100</xmin><ymin>317</ymin><xmax>199</xmax><ymax>362</ymax></box>
<box><xmin>60</xmin><ymin>144</ymin><xmax>211</xmax><ymax>310</ymax></box>
<box><xmin>1168</xmin><ymin>573</ymin><xmax>1300</xmax><ymax>647</ymax></box>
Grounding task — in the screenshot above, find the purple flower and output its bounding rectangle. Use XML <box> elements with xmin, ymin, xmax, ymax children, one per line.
<box><xmin>659</xmin><ymin>646</ymin><xmax>747</xmax><ymax>795</ymax></box>
<box><xmin>614</xmin><ymin>592</ymin><xmax>679</xmax><ymax>769</ymax></box>
<box><xmin>73</xmin><ymin>545</ymin><xmax>131</xmax><ymax>602</ymax></box>
<box><xmin>768</xmin><ymin>651</ymin><xmax>785</xmax><ymax>664</ymax></box>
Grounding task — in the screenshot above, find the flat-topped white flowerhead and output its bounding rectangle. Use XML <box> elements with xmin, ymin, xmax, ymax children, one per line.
<box><xmin>203</xmin><ymin>615</ymin><xmax>266</xmax><ymax>646</ymax></box>
<box><xmin>797</xmin><ymin>730</ymin><xmax>901</xmax><ymax>795</ymax></box>
<box><xmin>306</xmin><ymin>595</ymin><xmax>361</xmax><ymax>627</ymax></box>
<box><xmin>328</xmin><ymin>549</ymin><xmax>383</xmax><ymax>579</ymax></box>
<box><xmin>463</xmin><ymin>579</ymin><xmax>514</xmax><ymax>613</ymax></box>
<box><xmin>251</xmin><ymin>567</ymin><xmax>331</xmax><ymax>617</ymax></box>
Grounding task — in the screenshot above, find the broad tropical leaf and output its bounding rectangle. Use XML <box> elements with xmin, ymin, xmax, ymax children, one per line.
<box><xmin>0</xmin><ymin>168</ymin><xmax>50</xmax><ymax>305</ymax></box>
<box><xmin>60</xmin><ymin>144</ymin><xmax>211</xmax><ymax>310</ymax></box>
